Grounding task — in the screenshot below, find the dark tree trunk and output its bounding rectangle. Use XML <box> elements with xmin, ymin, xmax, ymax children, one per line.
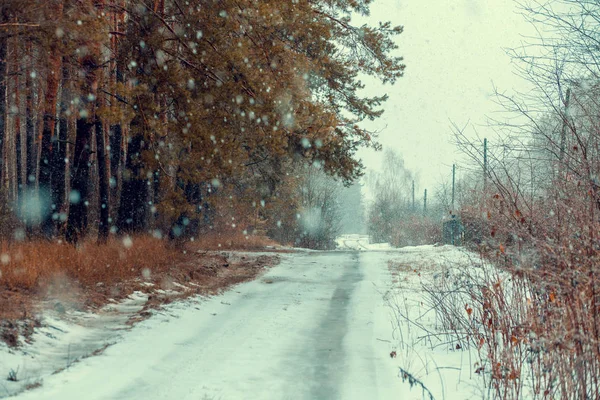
<box><xmin>118</xmin><ymin>122</ymin><xmax>148</xmax><ymax>233</ymax></box>
<box><xmin>15</xmin><ymin>52</ymin><xmax>22</xmax><ymax>194</ymax></box>
<box><xmin>109</xmin><ymin>123</ymin><xmax>122</xmax><ymax>220</ymax></box>
<box><xmin>95</xmin><ymin>117</ymin><xmax>110</xmax><ymax>243</ymax></box>
<box><xmin>53</xmin><ymin>59</ymin><xmax>70</xmax><ymax>232</ymax></box>
<box><xmin>0</xmin><ymin>37</ymin><xmax>6</xmax><ymax>187</ymax></box>
<box><xmin>39</xmin><ymin>51</ymin><xmax>62</xmax><ymax>238</ymax></box>
<box><xmin>25</xmin><ymin>51</ymin><xmax>35</xmax><ymax>189</ymax></box>
<box><xmin>38</xmin><ymin>3</ymin><xmax>64</xmax><ymax>238</ymax></box>
<box><xmin>66</xmin><ymin>55</ymin><xmax>98</xmax><ymax>244</ymax></box>
<box><xmin>15</xmin><ymin>127</ymin><xmax>21</xmax><ymax>191</ymax></box>
<box><xmin>108</xmin><ymin>0</ymin><xmax>123</xmax><ymax>226</ymax></box>
<box><xmin>151</xmin><ymin>168</ymin><xmax>160</xmax><ymax>225</ymax></box>
<box><xmin>65</xmin><ymin>116</ymin><xmax>93</xmax><ymax>244</ymax></box>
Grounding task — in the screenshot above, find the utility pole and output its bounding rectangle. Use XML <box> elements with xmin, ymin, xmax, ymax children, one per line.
<box><xmin>483</xmin><ymin>138</ymin><xmax>488</xmax><ymax>191</ymax></box>
<box><xmin>423</xmin><ymin>189</ymin><xmax>427</xmax><ymax>215</ymax></box>
<box><xmin>450</xmin><ymin>165</ymin><xmax>456</xmax><ymax>245</ymax></box>
<box><xmin>559</xmin><ymin>88</ymin><xmax>571</xmax><ymax>165</ymax></box>
<box><xmin>451</xmin><ymin>164</ymin><xmax>455</xmax><ymax>214</ymax></box>
<box><xmin>412</xmin><ymin>180</ymin><xmax>415</xmax><ymax>211</ymax></box>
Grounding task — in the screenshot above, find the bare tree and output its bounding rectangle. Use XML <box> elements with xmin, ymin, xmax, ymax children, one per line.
<box><xmin>451</xmin><ymin>1</ymin><xmax>600</xmax><ymax>397</ymax></box>
<box><xmin>296</xmin><ymin>164</ymin><xmax>343</xmax><ymax>250</ymax></box>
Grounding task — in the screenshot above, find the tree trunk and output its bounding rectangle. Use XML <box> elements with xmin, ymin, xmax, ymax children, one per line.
<box><xmin>109</xmin><ymin>38</ymin><xmax>124</xmax><ymax>225</ymax></box>
<box><xmin>53</xmin><ymin>59</ymin><xmax>70</xmax><ymax>233</ymax></box>
<box><xmin>39</xmin><ymin>47</ymin><xmax>62</xmax><ymax>238</ymax></box>
<box><xmin>0</xmin><ymin>36</ymin><xmax>6</xmax><ymax>190</ymax></box>
<box><xmin>5</xmin><ymin>37</ymin><xmax>19</xmax><ymax>201</ymax></box>
<box><xmin>109</xmin><ymin>123</ymin><xmax>122</xmax><ymax>221</ymax></box>
<box><xmin>117</xmin><ymin>119</ymin><xmax>148</xmax><ymax>233</ymax></box>
<box><xmin>25</xmin><ymin>45</ymin><xmax>35</xmax><ymax>190</ymax></box>
<box><xmin>66</xmin><ymin>55</ymin><xmax>98</xmax><ymax>244</ymax></box>
<box><xmin>113</xmin><ymin>0</ymin><xmax>149</xmax><ymax>234</ymax></box>
<box><xmin>66</xmin><ymin>116</ymin><xmax>93</xmax><ymax>244</ymax></box>
<box><xmin>95</xmin><ymin>116</ymin><xmax>110</xmax><ymax>243</ymax></box>
<box><xmin>14</xmin><ymin>52</ymin><xmax>22</xmax><ymax>194</ymax></box>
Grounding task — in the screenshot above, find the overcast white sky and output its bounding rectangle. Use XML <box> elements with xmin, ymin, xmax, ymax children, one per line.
<box><xmin>357</xmin><ymin>0</ymin><xmax>535</xmax><ymax>193</ymax></box>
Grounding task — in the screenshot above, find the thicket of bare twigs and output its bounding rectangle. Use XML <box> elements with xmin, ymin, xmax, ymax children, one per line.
<box><xmin>450</xmin><ymin>181</ymin><xmax>600</xmax><ymax>399</ymax></box>
<box><xmin>436</xmin><ymin>1</ymin><xmax>600</xmax><ymax>397</ymax></box>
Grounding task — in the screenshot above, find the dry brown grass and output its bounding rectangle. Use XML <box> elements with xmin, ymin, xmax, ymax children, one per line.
<box><xmin>0</xmin><ymin>233</ymin><xmax>281</xmax><ymax>292</ymax></box>
<box><xmin>0</xmin><ymin>234</ymin><xmax>282</xmax><ymax>346</ymax></box>
<box><xmin>0</xmin><ymin>236</ymin><xmax>186</xmax><ymax>291</ymax></box>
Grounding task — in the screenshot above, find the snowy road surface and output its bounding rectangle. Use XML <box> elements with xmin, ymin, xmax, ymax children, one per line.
<box><xmin>16</xmin><ymin>251</ymin><xmax>408</xmax><ymax>400</ymax></box>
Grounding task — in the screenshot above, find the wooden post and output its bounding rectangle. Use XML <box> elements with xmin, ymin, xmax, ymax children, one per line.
<box><xmin>451</xmin><ymin>164</ymin><xmax>455</xmax><ymax>214</ymax></box>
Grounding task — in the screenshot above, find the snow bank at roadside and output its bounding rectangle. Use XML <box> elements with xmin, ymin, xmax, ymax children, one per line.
<box><xmin>384</xmin><ymin>245</ymin><xmax>488</xmax><ymax>399</ymax></box>
<box><xmin>0</xmin><ymin>292</ymin><xmax>150</xmax><ymax>397</ymax></box>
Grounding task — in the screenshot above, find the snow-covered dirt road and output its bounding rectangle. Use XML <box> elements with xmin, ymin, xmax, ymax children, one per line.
<box><xmin>14</xmin><ymin>251</ymin><xmax>406</xmax><ymax>400</ymax></box>
<box><xmin>9</xmin><ymin>246</ymin><xmax>485</xmax><ymax>400</ymax></box>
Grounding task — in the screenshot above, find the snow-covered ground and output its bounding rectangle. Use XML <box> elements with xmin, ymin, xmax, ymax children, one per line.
<box><xmin>3</xmin><ymin>245</ymin><xmax>485</xmax><ymax>400</ymax></box>
<box><xmin>382</xmin><ymin>245</ymin><xmax>487</xmax><ymax>400</ymax></box>
<box><xmin>1</xmin><ymin>292</ymin><xmax>151</xmax><ymax>397</ymax></box>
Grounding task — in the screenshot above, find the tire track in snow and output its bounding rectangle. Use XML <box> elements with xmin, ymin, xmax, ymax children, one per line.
<box><xmin>307</xmin><ymin>253</ymin><xmax>362</xmax><ymax>399</ymax></box>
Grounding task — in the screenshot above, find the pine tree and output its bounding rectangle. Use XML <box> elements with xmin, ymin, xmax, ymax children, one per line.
<box><xmin>0</xmin><ymin>0</ymin><xmax>405</xmax><ymax>243</ymax></box>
